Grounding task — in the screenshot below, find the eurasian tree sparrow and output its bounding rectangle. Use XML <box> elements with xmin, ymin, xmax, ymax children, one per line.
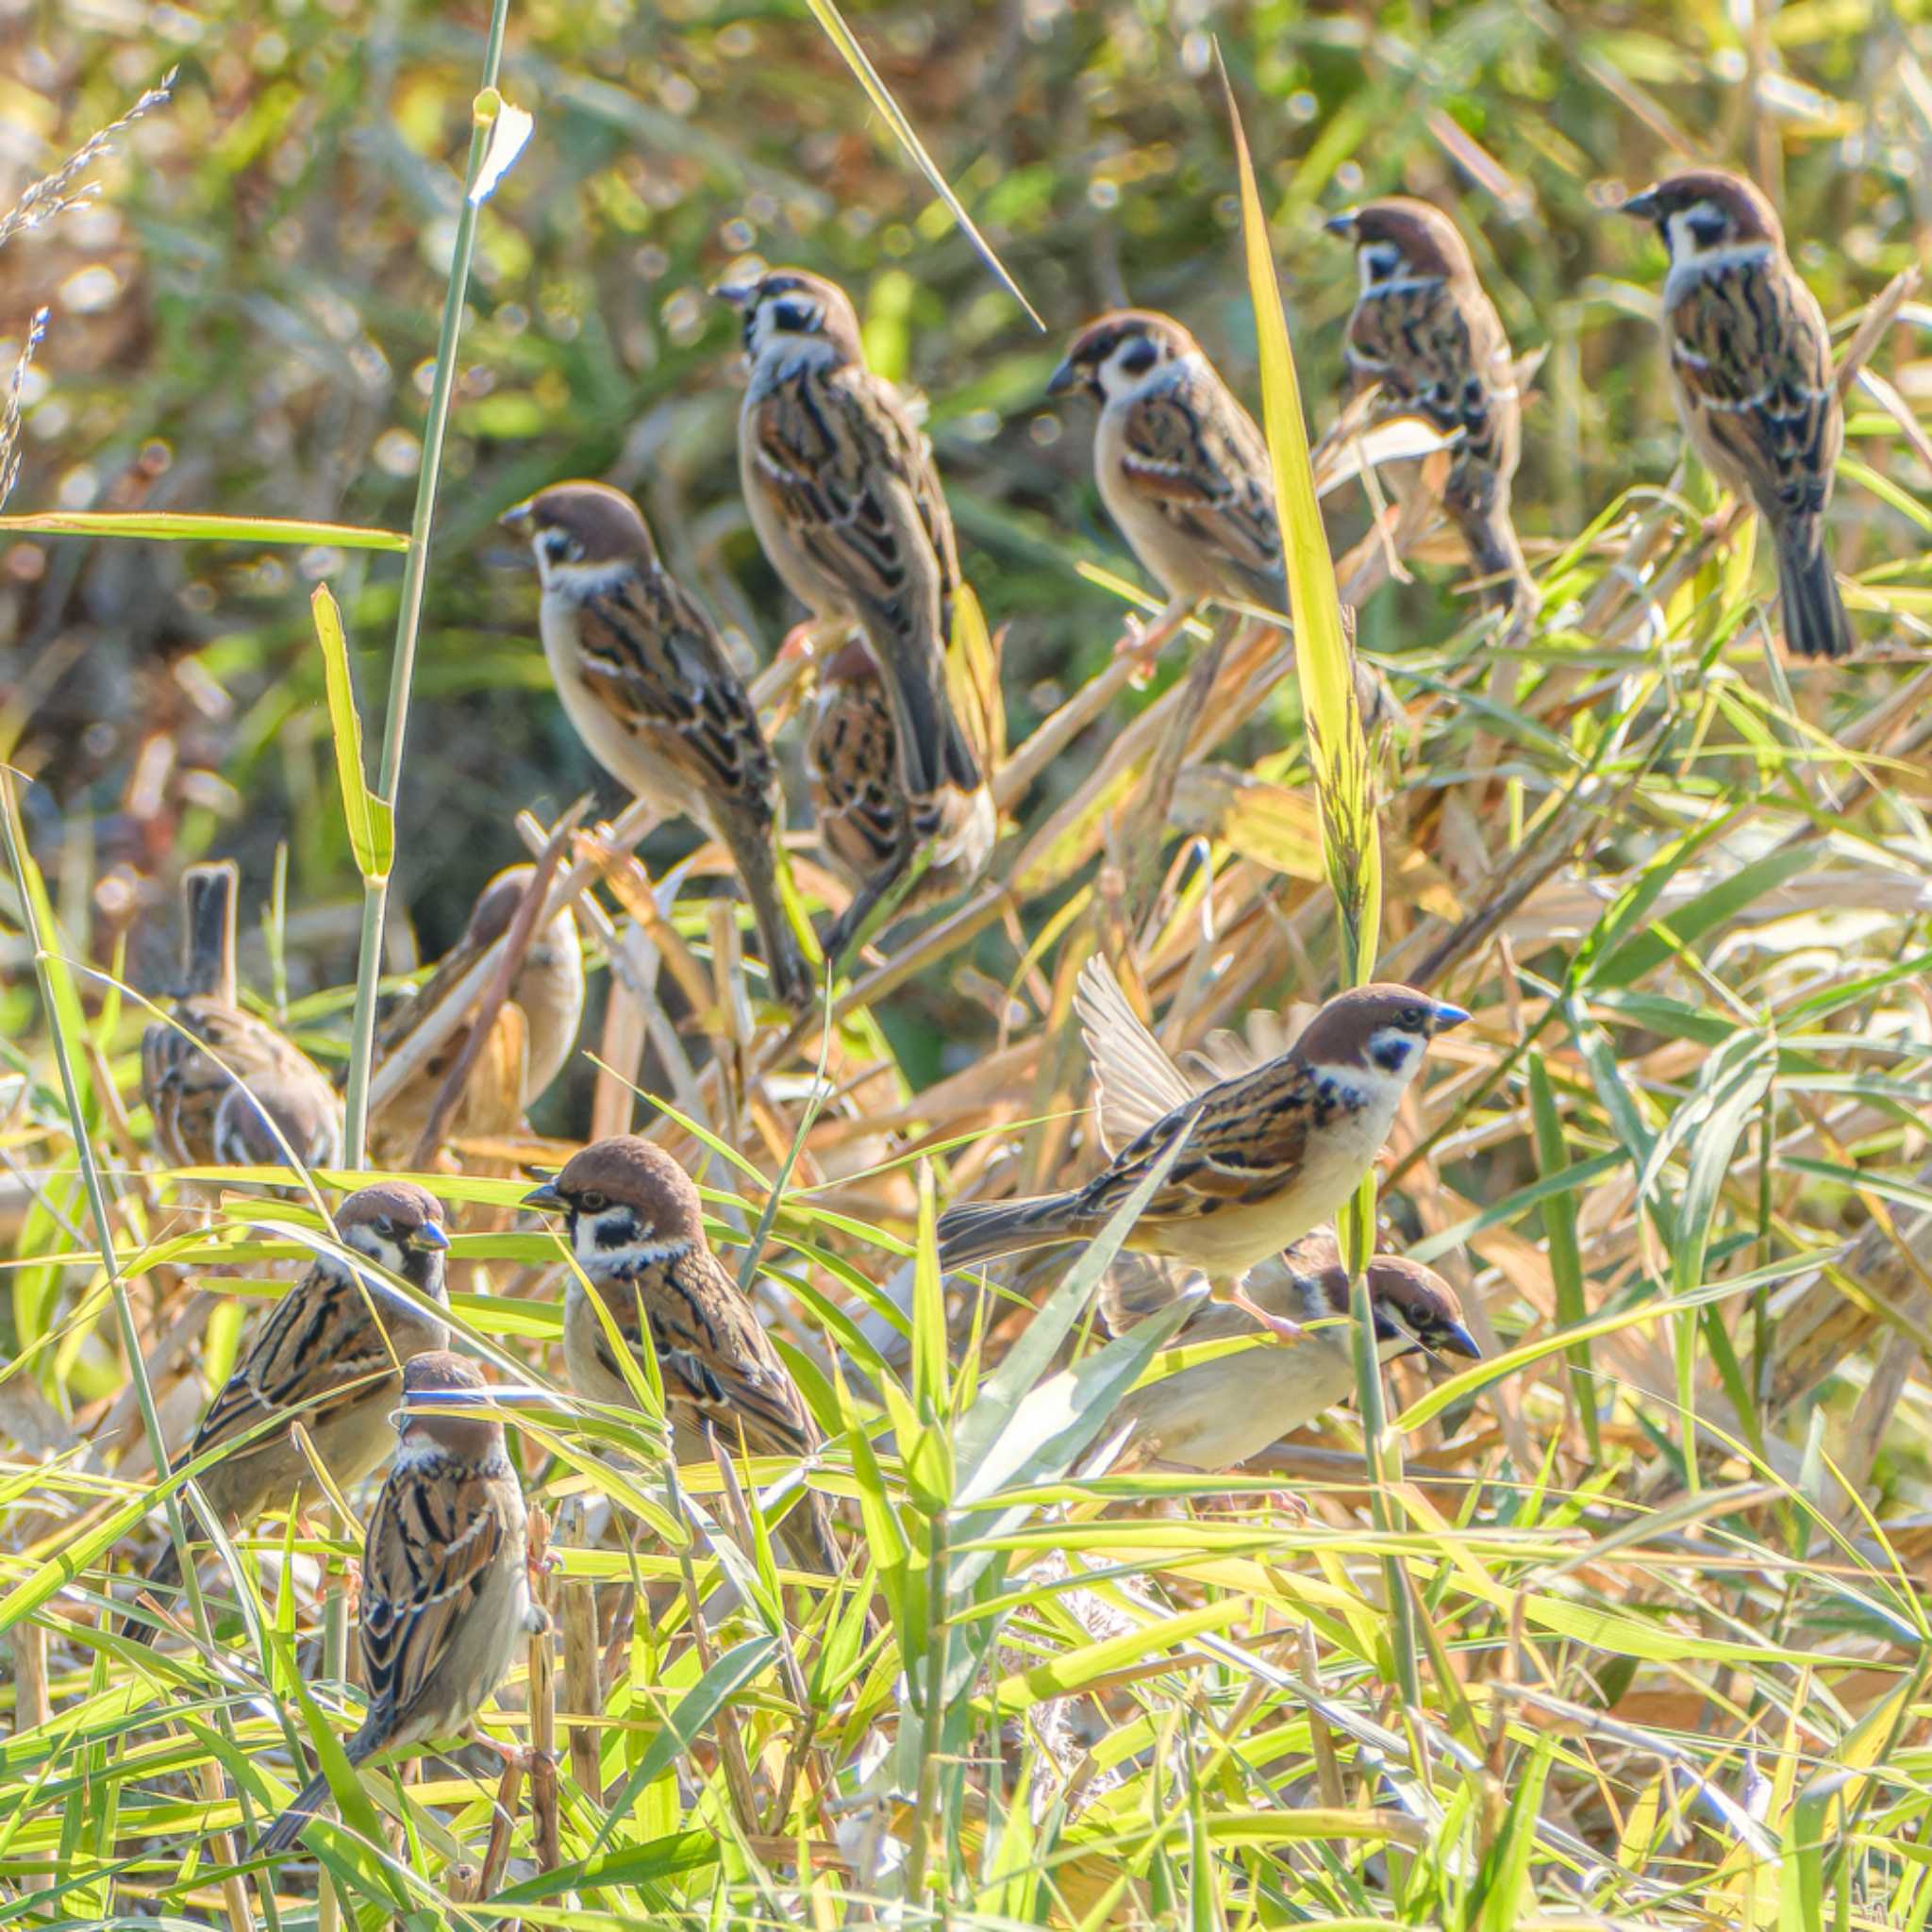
<box><xmin>714</xmin><ymin>267</ymin><xmax>995</xmax><ymax>899</ymax></box>
<box><xmin>125</xmin><ymin>1181</ymin><xmax>450</xmax><ymax>1643</ymax></box>
<box><xmin>142</xmin><ymin>859</ymin><xmax>342</xmax><ymax>1174</ymax></box>
<box><xmin>1327</xmin><ymin>198</ymin><xmax>1536</xmax><ymax>630</ymax></box>
<box><xmin>938</xmin><ymin>958</ymin><xmax>1468</xmax><ymax>1341</ymax></box>
<box><xmin>1618</xmin><ymin>167</ymin><xmax>1852</xmax><ymax>660</ymax></box>
<box><xmin>522</xmin><ymin>1135</ymin><xmax>837</xmax><ymax>1573</ymax></box>
<box><xmin>500</xmin><ymin>481</ymin><xmax>812</xmax><ymax>1010</ymax></box>
<box><xmin>255</xmin><ymin>1351</ymin><xmax>543</xmax><ymax>1854</ymax></box>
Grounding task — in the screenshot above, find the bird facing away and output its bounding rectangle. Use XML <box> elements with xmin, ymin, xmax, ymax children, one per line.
<box><xmin>1326</xmin><ymin>198</ymin><xmax>1536</xmax><ymax>631</ymax></box>
<box><xmin>522</xmin><ymin>1135</ymin><xmax>837</xmax><ymax>1573</ymax></box>
<box><xmin>125</xmin><ymin>1182</ymin><xmax>450</xmax><ymax>1644</ymax></box>
<box><xmin>937</xmin><ymin>958</ymin><xmax>1469</xmax><ymax>1341</ymax></box>
<box><xmin>254</xmin><ymin>1351</ymin><xmax>542</xmax><ymax>1855</ymax></box>
<box><xmin>370</xmin><ymin>863</ymin><xmax>586</xmax><ymax>1165</ymax></box>
<box><xmin>1618</xmin><ymin>168</ymin><xmax>1852</xmax><ymax>660</ymax></box>
<box><xmin>805</xmin><ymin>634</ymin><xmax>982</xmax><ymax>953</ymax></box>
<box><xmin>1100</xmin><ymin>1233</ymin><xmax>1478</xmax><ymax>1472</ymax></box>
<box><xmin>500</xmin><ymin>481</ymin><xmax>812</xmax><ymax>1010</ymax></box>
<box><xmin>142</xmin><ymin>859</ymin><xmax>343</xmax><ymax>1174</ymax></box>
<box><xmin>714</xmin><ymin>266</ymin><xmax>995</xmax><ymax>893</ymax></box>
<box><xmin>1049</xmin><ymin>309</ymin><xmax>1286</xmax><ymax>614</ymax></box>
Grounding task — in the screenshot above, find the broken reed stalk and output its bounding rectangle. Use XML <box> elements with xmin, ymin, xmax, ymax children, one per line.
<box><xmin>559</xmin><ymin>1503</ymin><xmax>604</xmax><ymax>1806</ymax></box>
<box><xmin>527</xmin><ymin>1506</ymin><xmax>560</xmax><ymax>1872</ymax></box>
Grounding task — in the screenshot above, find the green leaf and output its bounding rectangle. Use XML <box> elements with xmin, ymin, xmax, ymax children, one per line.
<box><xmin>1528</xmin><ymin>1056</ymin><xmax>1598</xmax><ymax>1460</ymax></box>
<box><xmin>0</xmin><ymin>510</ymin><xmax>408</xmax><ymax>548</ymax></box>
<box><xmin>310</xmin><ymin>584</ymin><xmax>394</xmax><ymax>884</ymax></box>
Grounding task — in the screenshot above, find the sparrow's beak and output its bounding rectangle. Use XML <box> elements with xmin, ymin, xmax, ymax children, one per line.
<box><xmin>1428</xmin><ymin>1001</ymin><xmax>1472</xmax><ymax>1035</ymax></box>
<box><xmin>1324</xmin><ymin>208</ymin><xmax>1359</xmax><ymax>238</ymax></box>
<box><xmin>1437</xmin><ymin>1320</ymin><xmax>1482</xmax><ymax>1361</ymax></box>
<box><xmin>709</xmin><ymin>276</ymin><xmax>758</xmax><ymax>308</ymax></box>
<box><xmin>498</xmin><ymin>498</ymin><xmax>536</xmax><ymax>537</ymax></box>
<box><xmin>410</xmin><ymin>1222</ymin><xmax>450</xmax><ymax>1253</ymax></box>
<box><xmin>1045</xmin><ymin>356</ymin><xmax>1080</xmax><ymax>398</ymax></box>
<box><xmin>1616</xmin><ymin>187</ymin><xmax>1660</xmax><ymax>223</ymax></box>
<box><xmin>522</xmin><ymin>1177</ymin><xmax>565</xmax><ymax>1212</ymax></box>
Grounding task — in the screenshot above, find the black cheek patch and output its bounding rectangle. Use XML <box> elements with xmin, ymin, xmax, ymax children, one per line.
<box><xmin>592</xmin><ymin>1211</ymin><xmax>641</xmax><ymax>1251</ymax></box>
<box><xmin>1372</xmin><ymin>1040</ymin><xmax>1411</xmax><ymax>1074</ymax></box>
<box><xmin>1118</xmin><ymin>340</ymin><xmax>1158</xmax><ymax>375</ymax></box>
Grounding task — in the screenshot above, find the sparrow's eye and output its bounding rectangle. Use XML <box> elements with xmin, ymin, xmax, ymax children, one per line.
<box><xmin>1401</xmin><ymin>1005</ymin><xmax>1426</xmax><ymax>1030</ymax></box>
<box><xmin>1116</xmin><ymin>338</ymin><xmax>1158</xmax><ymax>376</ymax></box>
<box><xmin>577</xmin><ymin>1190</ymin><xmax>608</xmax><ymax>1213</ymax></box>
<box><xmin>770</xmin><ymin>297</ymin><xmax>818</xmax><ymax>332</ymax></box>
<box><xmin>372</xmin><ymin>1217</ymin><xmax>394</xmax><ymax>1239</ymax></box>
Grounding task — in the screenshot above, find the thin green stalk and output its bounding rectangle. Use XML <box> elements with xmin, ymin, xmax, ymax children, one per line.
<box><xmin>341</xmin><ymin>0</ymin><xmax>513</xmax><ymax>1166</ymax></box>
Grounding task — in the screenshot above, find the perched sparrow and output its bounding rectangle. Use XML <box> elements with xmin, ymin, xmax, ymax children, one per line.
<box><xmin>937</xmin><ymin>958</ymin><xmax>1468</xmax><ymax>1340</ymax></box>
<box><xmin>805</xmin><ymin>635</ymin><xmax>978</xmax><ymax>951</ymax></box>
<box><xmin>255</xmin><ymin>1351</ymin><xmax>542</xmax><ymax>1855</ymax></box>
<box><xmin>370</xmin><ymin>863</ymin><xmax>586</xmax><ymax>1165</ymax></box>
<box><xmin>1326</xmin><ymin>198</ymin><xmax>1536</xmax><ymax>628</ymax></box>
<box><xmin>142</xmin><ymin>860</ymin><xmax>342</xmax><ymax>1174</ymax></box>
<box><xmin>1618</xmin><ymin>168</ymin><xmax>1851</xmax><ymax>660</ymax></box>
<box><xmin>523</xmin><ymin>1135</ymin><xmax>837</xmax><ymax>1574</ymax></box>
<box><xmin>500</xmin><ymin>481</ymin><xmax>812</xmax><ymax>1010</ymax></box>
<box><xmin>1048</xmin><ymin>310</ymin><xmax>1285</xmax><ymax>613</ymax></box>
<box><xmin>714</xmin><ymin>267</ymin><xmax>995</xmax><ymax>894</ymax></box>
<box><xmin>1100</xmin><ymin>1233</ymin><xmax>1477</xmax><ymax>1472</ymax></box>
<box><xmin>125</xmin><ymin>1182</ymin><xmax>450</xmax><ymax>1643</ymax></box>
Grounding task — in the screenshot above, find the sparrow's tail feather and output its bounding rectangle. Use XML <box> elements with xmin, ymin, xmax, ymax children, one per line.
<box><xmin>1456</xmin><ymin>505</ymin><xmax>1539</xmax><ymax>631</ymax></box>
<box><xmin>120</xmin><ymin>1542</ymin><xmax>182</xmax><ymax>1647</ymax></box>
<box><xmin>716</xmin><ymin>806</ymin><xmax>814</xmax><ymax>1012</ymax></box>
<box><xmin>1777</xmin><ymin>526</ymin><xmax>1853</xmax><ymax>660</ymax></box>
<box><xmin>937</xmin><ymin>1193</ymin><xmax>1084</xmax><ymax>1271</ymax></box>
<box><xmin>778</xmin><ymin>1488</ymin><xmax>841</xmax><ymax>1576</ymax></box>
<box><xmin>255</xmin><ymin>1770</ymin><xmax>335</xmax><ymax>1857</ymax></box>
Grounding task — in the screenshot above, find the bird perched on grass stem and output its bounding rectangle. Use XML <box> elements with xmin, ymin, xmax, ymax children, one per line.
<box><xmin>523</xmin><ymin>1136</ymin><xmax>837</xmax><ymax>1574</ymax></box>
<box><xmin>142</xmin><ymin>859</ymin><xmax>342</xmax><ymax>1174</ymax></box>
<box><xmin>255</xmin><ymin>1351</ymin><xmax>542</xmax><ymax>1855</ymax></box>
<box><xmin>125</xmin><ymin>1182</ymin><xmax>449</xmax><ymax>1643</ymax></box>
<box><xmin>1617</xmin><ymin>167</ymin><xmax>1852</xmax><ymax>661</ymax></box>
<box><xmin>938</xmin><ymin>959</ymin><xmax>1468</xmax><ymax>1341</ymax></box>
<box><xmin>1100</xmin><ymin>1233</ymin><xmax>1478</xmax><ymax>1472</ymax></box>
<box><xmin>1326</xmin><ymin>198</ymin><xmax>1536</xmax><ymax>633</ymax></box>
<box><xmin>370</xmin><ymin>864</ymin><xmax>585</xmax><ymax>1167</ymax></box>
<box><xmin>714</xmin><ymin>267</ymin><xmax>995</xmax><ymax>912</ymax></box>
<box><xmin>500</xmin><ymin>481</ymin><xmax>812</xmax><ymax>1010</ymax></box>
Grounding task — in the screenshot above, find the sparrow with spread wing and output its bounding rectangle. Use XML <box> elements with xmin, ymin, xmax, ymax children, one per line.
<box><xmin>938</xmin><ymin>958</ymin><xmax>1468</xmax><ymax>1340</ymax></box>
<box><xmin>1618</xmin><ymin>168</ymin><xmax>1852</xmax><ymax>660</ymax></box>
<box><xmin>142</xmin><ymin>859</ymin><xmax>342</xmax><ymax>1174</ymax></box>
<box><xmin>502</xmin><ymin>481</ymin><xmax>812</xmax><ymax>1009</ymax></box>
<box><xmin>255</xmin><ymin>1351</ymin><xmax>544</xmax><ymax>1855</ymax></box>
<box><xmin>715</xmin><ymin>268</ymin><xmax>995</xmax><ymax>904</ymax></box>
<box><xmin>1326</xmin><ymin>198</ymin><xmax>1536</xmax><ymax>630</ymax></box>
<box><xmin>523</xmin><ymin>1136</ymin><xmax>837</xmax><ymax>1574</ymax></box>
<box><xmin>125</xmin><ymin>1182</ymin><xmax>450</xmax><ymax>1643</ymax></box>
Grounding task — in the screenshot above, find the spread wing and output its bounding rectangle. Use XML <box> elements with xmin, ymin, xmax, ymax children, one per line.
<box><xmin>1668</xmin><ymin>260</ymin><xmax>1840</xmax><ymax>524</ymax></box>
<box><xmin>574</xmin><ymin>569</ymin><xmax>780</xmax><ymax>816</ymax></box>
<box><xmin>190</xmin><ymin>1264</ymin><xmax>397</xmax><ymax>1459</ymax></box>
<box><xmin>1078</xmin><ymin>1058</ymin><xmax>1315</xmax><ymax>1227</ymax></box>
<box><xmin>359</xmin><ymin>1462</ymin><xmax>508</xmax><ymax>1724</ymax></box>
<box><xmin>1074</xmin><ymin>957</ymin><xmax>1198</xmax><ymax>1157</ymax></box>
<box><xmin>749</xmin><ymin>362</ymin><xmax>959</xmax><ymax>633</ymax></box>
<box><xmin>1118</xmin><ymin>368</ymin><xmax>1282</xmax><ymax>603</ymax></box>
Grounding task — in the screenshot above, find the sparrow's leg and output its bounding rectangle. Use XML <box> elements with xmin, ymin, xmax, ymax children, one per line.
<box><xmin>1221</xmin><ymin>1279</ymin><xmax>1305</xmax><ymax>1346</ymax></box>
<box><xmin>1111</xmin><ymin>594</ymin><xmax>1197</xmax><ymax>679</ymax></box>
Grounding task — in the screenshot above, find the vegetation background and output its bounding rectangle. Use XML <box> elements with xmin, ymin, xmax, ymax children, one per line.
<box><xmin>4</xmin><ymin>0</ymin><xmax>1932</xmax><ymax>1925</ymax></box>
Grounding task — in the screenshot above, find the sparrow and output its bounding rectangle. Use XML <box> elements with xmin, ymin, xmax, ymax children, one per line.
<box><xmin>937</xmin><ymin>958</ymin><xmax>1468</xmax><ymax>1340</ymax></box>
<box><xmin>1048</xmin><ymin>309</ymin><xmax>1285</xmax><ymax>614</ymax></box>
<box><xmin>369</xmin><ymin>863</ymin><xmax>586</xmax><ymax>1165</ymax></box>
<box><xmin>499</xmin><ymin>481</ymin><xmax>813</xmax><ymax>1011</ymax></box>
<box><xmin>1326</xmin><ymin>198</ymin><xmax>1536</xmax><ymax>629</ymax></box>
<box><xmin>804</xmin><ymin>634</ymin><xmax>980</xmax><ymax>952</ymax></box>
<box><xmin>522</xmin><ymin>1135</ymin><xmax>838</xmax><ymax>1573</ymax></box>
<box><xmin>125</xmin><ymin>1182</ymin><xmax>451</xmax><ymax>1643</ymax></box>
<box><xmin>1617</xmin><ymin>168</ymin><xmax>1852</xmax><ymax>660</ymax></box>
<box><xmin>713</xmin><ymin>267</ymin><xmax>995</xmax><ymax>897</ymax></box>
<box><xmin>1100</xmin><ymin>1233</ymin><xmax>1478</xmax><ymax>1473</ymax></box>
<box><xmin>255</xmin><ymin>1350</ymin><xmax>543</xmax><ymax>1855</ymax></box>
<box><xmin>142</xmin><ymin>859</ymin><xmax>343</xmax><ymax>1174</ymax></box>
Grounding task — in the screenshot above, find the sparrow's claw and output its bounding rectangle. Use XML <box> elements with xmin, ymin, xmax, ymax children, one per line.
<box><xmin>1224</xmin><ymin>1283</ymin><xmax>1304</xmax><ymax>1345</ymax></box>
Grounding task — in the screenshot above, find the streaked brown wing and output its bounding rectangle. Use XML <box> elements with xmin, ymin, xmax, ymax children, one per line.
<box><xmin>807</xmin><ymin>670</ymin><xmax>904</xmax><ymax>885</ymax></box>
<box><xmin>1668</xmin><ymin>261</ymin><xmax>1840</xmax><ymax>521</ymax></box>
